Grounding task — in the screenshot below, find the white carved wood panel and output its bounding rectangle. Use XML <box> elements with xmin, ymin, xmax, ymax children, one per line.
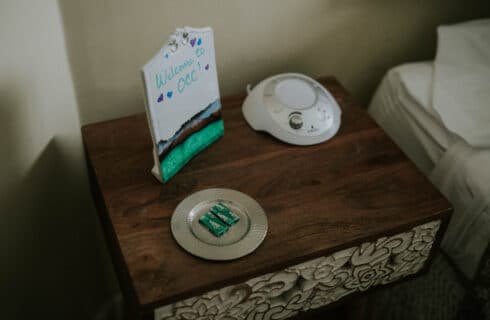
<box><xmin>155</xmin><ymin>220</ymin><xmax>441</xmax><ymax>320</ymax></box>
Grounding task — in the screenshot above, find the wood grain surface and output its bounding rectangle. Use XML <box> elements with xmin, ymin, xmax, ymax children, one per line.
<box><xmin>82</xmin><ymin>77</ymin><xmax>452</xmax><ymax>317</ymax></box>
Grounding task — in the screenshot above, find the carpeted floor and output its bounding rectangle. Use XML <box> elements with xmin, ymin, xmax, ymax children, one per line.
<box><xmin>369</xmin><ymin>251</ymin><xmax>485</xmax><ymax>320</ymax></box>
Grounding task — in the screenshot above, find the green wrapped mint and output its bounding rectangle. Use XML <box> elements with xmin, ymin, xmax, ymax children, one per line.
<box><xmin>199</xmin><ymin>211</ymin><xmax>229</xmax><ymax>237</ymax></box>
<box><xmin>211</xmin><ymin>202</ymin><xmax>240</xmax><ymax>226</ymax></box>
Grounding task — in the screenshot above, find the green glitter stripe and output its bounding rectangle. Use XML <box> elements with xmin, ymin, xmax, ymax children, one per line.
<box><xmin>161</xmin><ymin>119</ymin><xmax>224</xmax><ymax>182</ymax></box>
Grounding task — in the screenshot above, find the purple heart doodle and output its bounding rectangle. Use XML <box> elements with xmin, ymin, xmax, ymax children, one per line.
<box><xmin>190</xmin><ymin>38</ymin><xmax>196</xmax><ymax>47</ymax></box>
<box><xmin>205</xmin><ymin>64</ymin><xmax>209</xmax><ymax>70</ymax></box>
<box><xmin>157</xmin><ymin>93</ymin><xmax>164</xmax><ymax>103</ymax></box>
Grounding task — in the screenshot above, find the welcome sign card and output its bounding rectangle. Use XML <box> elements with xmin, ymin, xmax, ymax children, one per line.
<box><xmin>142</xmin><ymin>27</ymin><xmax>223</xmax><ymax>183</ymax></box>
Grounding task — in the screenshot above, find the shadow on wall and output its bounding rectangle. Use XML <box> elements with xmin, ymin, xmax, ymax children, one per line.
<box><xmin>0</xmin><ymin>84</ymin><xmax>23</xmax><ymax>198</ymax></box>
<box><xmin>1</xmin><ymin>136</ymin><xmax>120</xmax><ymax>319</ymax></box>
<box><xmin>0</xmin><ymin>2</ymin><xmax>122</xmax><ymax>318</ymax></box>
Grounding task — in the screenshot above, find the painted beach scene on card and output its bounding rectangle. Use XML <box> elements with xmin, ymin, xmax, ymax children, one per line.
<box><xmin>142</xmin><ymin>27</ymin><xmax>223</xmax><ymax>183</ymax></box>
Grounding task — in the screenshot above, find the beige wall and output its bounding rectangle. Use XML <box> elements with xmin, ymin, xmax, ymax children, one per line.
<box><xmin>60</xmin><ymin>0</ymin><xmax>490</xmax><ymax>125</ymax></box>
<box><xmin>0</xmin><ymin>1</ymin><xmax>117</xmax><ymax>319</ymax></box>
<box><xmin>1</xmin><ymin>0</ymin><xmax>489</xmax><ymax>319</ymax></box>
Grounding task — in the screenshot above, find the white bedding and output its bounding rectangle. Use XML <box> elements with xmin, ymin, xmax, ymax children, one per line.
<box><xmin>369</xmin><ymin>55</ymin><xmax>490</xmax><ymax>278</ymax></box>
<box><xmin>430</xmin><ymin>139</ymin><xmax>490</xmax><ymax>279</ymax></box>
<box><xmin>432</xmin><ymin>19</ymin><xmax>490</xmax><ymax>147</ymax></box>
<box><xmin>368</xmin><ymin>62</ymin><xmax>455</xmax><ymax>175</ymax></box>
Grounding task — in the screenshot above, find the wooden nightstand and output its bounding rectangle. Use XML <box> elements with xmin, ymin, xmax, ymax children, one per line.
<box><xmin>82</xmin><ymin>77</ymin><xmax>452</xmax><ymax>320</ymax></box>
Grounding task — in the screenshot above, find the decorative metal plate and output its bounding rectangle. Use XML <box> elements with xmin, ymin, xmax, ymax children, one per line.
<box><xmin>171</xmin><ymin>188</ymin><xmax>268</xmax><ymax>260</ymax></box>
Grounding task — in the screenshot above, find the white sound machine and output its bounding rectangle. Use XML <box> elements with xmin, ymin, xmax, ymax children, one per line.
<box><xmin>242</xmin><ymin>73</ymin><xmax>342</xmax><ymax>145</ymax></box>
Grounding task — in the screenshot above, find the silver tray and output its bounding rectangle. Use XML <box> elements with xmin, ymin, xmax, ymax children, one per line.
<box><xmin>171</xmin><ymin>188</ymin><xmax>268</xmax><ymax>261</ymax></box>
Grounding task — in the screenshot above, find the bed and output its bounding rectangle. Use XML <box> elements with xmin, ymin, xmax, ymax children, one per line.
<box><xmin>367</xmin><ymin>20</ymin><xmax>490</xmax><ymax>319</ymax></box>
<box><xmin>368</xmin><ymin>19</ymin><xmax>490</xmax><ymax>282</ymax></box>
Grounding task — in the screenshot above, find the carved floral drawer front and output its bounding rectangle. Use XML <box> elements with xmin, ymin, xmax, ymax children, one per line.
<box><xmin>155</xmin><ymin>220</ymin><xmax>441</xmax><ymax>320</ymax></box>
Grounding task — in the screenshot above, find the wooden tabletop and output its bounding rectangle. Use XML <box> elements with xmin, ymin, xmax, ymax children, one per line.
<box><xmin>82</xmin><ymin>77</ymin><xmax>451</xmax><ymax>316</ymax></box>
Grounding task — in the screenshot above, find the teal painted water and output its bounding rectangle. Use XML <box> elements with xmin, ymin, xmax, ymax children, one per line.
<box><xmin>161</xmin><ymin>119</ymin><xmax>224</xmax><ymax>182</ymax></box>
